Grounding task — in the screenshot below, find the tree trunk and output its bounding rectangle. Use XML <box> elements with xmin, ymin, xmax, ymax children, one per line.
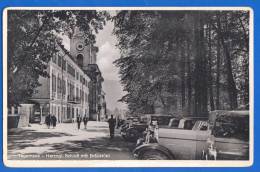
<box><xmin>238</xmin><ymin>15</ymin><xmax>249</xmax><ymax>109</ymax></box>
<box><xmin>207</xmin><ymin>23</ymin><xmax>215</xmax><ymax>111</ymax></box>
<box><xmin>187</xmin><ymin>42</ymin><xmax>192</xmax><ymax>115</ymax></box>
<box><xmin>216</xmin><ymin>13</ymin><xmax>238</xmax><ymax>110</ymax></box>
<box><xmin>194</xmin><ymin>12</ymin><xmax>208</xmax><ymax>116</ymax></box>
<box><xmin>181</xmin><ymin>40</ymin><xmax>186</xmax><ymax>110</ymax></box>
<box><xmin>216</xmin><ymin>33</ymin><xmax>221</xmax><ymax>110</ymax></box>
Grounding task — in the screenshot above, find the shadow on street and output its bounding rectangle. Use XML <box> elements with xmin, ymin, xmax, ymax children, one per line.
<box><xmin>7</xmin><ymin>124</ymin><xmax>135</xmax><ymax>160</ymax></box>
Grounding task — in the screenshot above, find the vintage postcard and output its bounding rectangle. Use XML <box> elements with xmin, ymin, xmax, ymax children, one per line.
<box><xmin>2</xmin><ymin>7</ymin><xmax>254</xmax><ymax>167</ymax></box>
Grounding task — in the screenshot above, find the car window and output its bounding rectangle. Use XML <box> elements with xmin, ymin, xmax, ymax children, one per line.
<box><xmin>212</xmin><ymin>115</ymin><xmax>249</xmax><ymax>141</ymax></box>
<box><xmin>199</xmin><ymin>121</ymin><xmax>208</xmax><ymax>131</ymax></box>
<box><xmin>151</xmin><ymin>116</ymin><xmax>171</xmax><ymax>126</ymax></box>
<box><xmin>183</xmin><ymin>120</ymin><xmax>196</xmax><ymax>130</ymax></box>
<box><xmin>169</xmin><ymin>119</ymin><xmax>180</xmax><ymax>128</ymax></box>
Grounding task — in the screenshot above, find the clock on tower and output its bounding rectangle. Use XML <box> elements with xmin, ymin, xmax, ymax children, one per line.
<box><xmin>70</xmin><ymin>30</ymin><xmax>92</xmax><ymax>70</ymax></box>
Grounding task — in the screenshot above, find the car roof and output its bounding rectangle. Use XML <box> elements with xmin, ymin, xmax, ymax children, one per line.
<box><xmin>210</xmin><ymin>110</ymin><xmax>249</xmax><ymax>116</ymax></box>
<box><xmin>182</xmin><ymin>117</ymin><xmax>208</xmax><ymax>119</ymax></box>
<box><xmin>145</xmin><ymin>114</ymin><xmax>173</xmax><ymax>117</ymax></box>
<box><xmin>209</xmin><ymin>110</ymin><xmax>249</xmax><ymax>122</ymax></box>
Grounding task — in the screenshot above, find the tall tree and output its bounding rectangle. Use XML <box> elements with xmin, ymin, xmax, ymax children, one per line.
<box><xmin>207</xmin><ymin>23</ymin><xmax>215</xmax><ymax>111</ymax></box>
<box><xmin>215</xmin><ymin>33</ymin><xmax>221</xmax><ymax>109</ymax></box>
<box><xmin>193</xmin><ymin>12</ymin><xmax>208</xmax><ymax>115</ymax></box>
<box><xmin>215</xmin><ymin>12</ymin><xmax>238</xmax><ymax>109</ymax></box>
<box><xmin>113</xmin><ymin>10</ymin><xmax>249</xmax><ymax>116</ymax></box>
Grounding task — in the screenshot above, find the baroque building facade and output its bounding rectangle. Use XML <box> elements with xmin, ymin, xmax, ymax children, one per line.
<box><xmin>29</xmin><ymin>43</ymin><xmax>91</xmax><ymax>123</ymax></box>
<box><xmin>8</xmin><ymin>28</ymin><xmax>106</xmax><ymax>127</ymax></box>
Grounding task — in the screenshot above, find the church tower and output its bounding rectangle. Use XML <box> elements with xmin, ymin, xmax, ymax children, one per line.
<box><xmin>70</xmin><ymin>28</ymin><xmax>105</xmax><ymax>121</ymax></box>
<box><xmin>70</xmin><ymin>27</ymin><xmax>96</xmax><ymax>71</ymax></box>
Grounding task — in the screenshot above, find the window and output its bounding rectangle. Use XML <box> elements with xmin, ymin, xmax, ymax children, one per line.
<box><xmin>77</xmin><ymin>54</ymin><xmax>83</xmax><ymax>68</ymax></box>
<box><xmin>62</xmin><ymin>59</ymin><xmax>66</xmax><ymax>71</ymax></box>
<box><xmin>72</xmin><ymin>108</ymin><xmax>75</xmax><ymax>118</ymax></box>
<box><xmin>183</xmin><ymin>120</ymin><xmax>196</xmax><ymax>130</ymax></box>
<box><xmin>168</xmin><ymin>119</ymin><xmax>180</xmax><ymax>128</ymax></box>
<box><xmin>67</xmin><ymin>64</ymin><xmax>75</xmax><ymax>77</ymax></box>
<box><xmin>58</xmin><ymin>54</ymin><xmax>62</xmax><ymax>67</ymax></box>
<box><xmin>52</xmin><ymin>74</ymin><xmax>56</xmax><ymax>93</ymax></box>
<box><xmin>62</xmin><ymin>79</ymin><xmax>66</xmax><ymax>96</ymax></box>
<box><xmin>151</xmin><ymin>116</ymin><xmax>171</xmax><ymax>126</ymax></box>
<box><xmin>57</xmin><ymin>76</ymin><xmax>62</xmax><ymax>96</ymax></box>
<box><xmin>67</xmin><ymin>107</ymin><xmax>70</xmax><ymax>119</ymax></box>
<box><xmin>69</xmin><ymin>82</ymin><xmax>75</xmax><ymax>99</ymax></box>
<box><xmin>67</xmin><ymin>82</ymin><xmax>70</xmax><ymax>99</ymax></box>
<box><xmin>76</xmin><ymin>72</ymin><xmax>79</xmax><ymax>80</ymax></box>
<box><xmin>80</xmin><ymin>75</ymin><xmax>83</xmax><ymax>83</ymax></box>
<box><xmin>76</xmin><ymin>87</ymin><xmax>79</xmax><ymax>99</ymax></box>
<box><xmin>82</xmin><ymin>90</ymin><xmax>84</xmax><ymax>103</ymax></box>
<box><xmin>199</xmin><ymin>121</ymin><xmax>208</xmax><ymax>131</ymax></box>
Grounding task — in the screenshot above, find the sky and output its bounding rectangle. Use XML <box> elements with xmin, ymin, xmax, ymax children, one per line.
<box><xmin>95</xmin><ymin>18</ymin><xmax>127</xmax><ymax>111</ymax></box>
<box><xmin>62</xmin><ymin>14</ymin><xmax>127</xmax><ymax>111</ymax></box>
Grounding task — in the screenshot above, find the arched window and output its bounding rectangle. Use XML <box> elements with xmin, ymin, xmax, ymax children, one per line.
<box><xmin>77</xmin><ymin>54</ymin><xmax>84</xmax><ymax>67</ymax></box>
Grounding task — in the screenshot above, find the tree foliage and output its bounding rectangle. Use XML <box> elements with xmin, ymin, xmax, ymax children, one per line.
<box><xmin>113</xmin><ymin>10</ymin><xmax>249</xmax><ymax>115</ymax></box>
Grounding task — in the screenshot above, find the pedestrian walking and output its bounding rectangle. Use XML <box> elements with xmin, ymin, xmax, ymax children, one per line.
<box><xmin>83</xmin><ymin>115</ymin><xmax>88</xmax><ymax>129</ymax></box>
<box><xmin>76</xmin><ymin>115</ymin><xmax>82</xmax><ymax>130</ymax></box>
<box><xmin>45</xmin><ymin>113</ymin><xmax>51</xmax><ymax>129</ymax></box>
<box><xmin>108</xmin><ymin>115</ymin><xmax>116</xmax><ymax>139</ymax></box>
<box><xmin>51</xmin><ymin>115</ymin><xmax>57</xmax><ymax>128</ymax></box>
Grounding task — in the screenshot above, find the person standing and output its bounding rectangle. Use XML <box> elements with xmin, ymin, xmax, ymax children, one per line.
<box><xmin>45</xmin><ymin>113</ymin><xmax>51</xmax><ymax>129</ymax></box>
<box><xmin>108</xmin><ymin>115</ymin><xmax>116</xmax><ymax>139</ymax></box>
<box><xmin>51</xmin><ymin>115</ymin><xmax>57</xmax><ymax>129</ymax></box>
<box><xmin>83</xmin><ymin>115</ymin><xmax>88</xmax><ymax>129</ymax></box>
<box><xmin>76</xmin><ymin>115</ymin><xmax>82</xmax><ymax>130</ymax></box>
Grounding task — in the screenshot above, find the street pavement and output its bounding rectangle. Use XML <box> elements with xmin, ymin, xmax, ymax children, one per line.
<box><xmin>7</xmin><ymin>121</ymin><xmax>136</xmax><ymax>160</ymax></box>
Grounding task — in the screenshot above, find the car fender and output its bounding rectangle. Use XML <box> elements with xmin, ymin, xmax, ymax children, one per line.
<box><xmin>133</xmin><ymin>143</ymin><xmax>175</xmax><ymax>159</ymax></box>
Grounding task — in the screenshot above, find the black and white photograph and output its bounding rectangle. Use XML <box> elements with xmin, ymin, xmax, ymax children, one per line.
<box><xmin>3</xmin><ymin>7</ymin><xmax>253</xmax><ymax>167</ymax></box>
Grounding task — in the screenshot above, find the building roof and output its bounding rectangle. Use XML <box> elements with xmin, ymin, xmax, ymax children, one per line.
<box><xmin>56</xmin><ymin>42</ymin><xmax>75</xmax><ymax>63</ymax></box>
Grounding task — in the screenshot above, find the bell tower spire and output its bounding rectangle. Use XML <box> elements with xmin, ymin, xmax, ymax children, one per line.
<box><xmin>70</xmin><ymin>27</ymin><xmax>97</xmax><ymax>71</ymax></box>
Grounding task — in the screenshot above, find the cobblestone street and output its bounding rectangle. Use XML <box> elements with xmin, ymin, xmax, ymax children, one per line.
<box><xmin>8</xmin><ymin>121</ymin><xmax>135</xmax><ymax>160</ymax></box>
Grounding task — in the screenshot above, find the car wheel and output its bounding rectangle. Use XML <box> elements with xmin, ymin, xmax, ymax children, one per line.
<box><xmin>141</xmin><ymin>150</ymin><xmax>169</xmax><ymax>160</ymax></box>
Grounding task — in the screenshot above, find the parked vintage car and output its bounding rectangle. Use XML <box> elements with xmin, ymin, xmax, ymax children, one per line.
<box><xmin>123</xmin><ymin>123</ymin><xmax>148</xmax><ymax>142</ymax></box>
<box><xmin>133</xmin><ymin>111</ymin><xmax>249</xmax><ymax>160</ymax></box>
<box><xmin>205</xmin><ymin>110</ymin><xmax>249</xmax><ymax>160</ymax></box>
<box><xmin>121</xmin><ymin>114</ymin><xmax>173</xmax><ymax>142</ymax></box>
<box><xmin>120</xmin><ymin>117</ymin><xmax>140</xmax><ymax>139</ymax></box>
